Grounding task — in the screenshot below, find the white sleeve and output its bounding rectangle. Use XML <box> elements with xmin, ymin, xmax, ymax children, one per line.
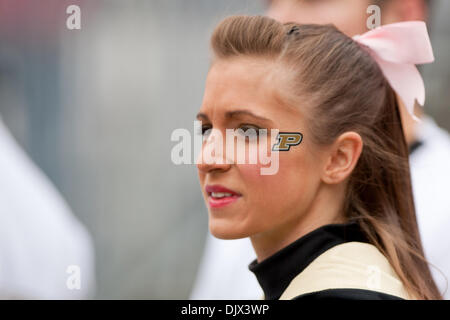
<box><xmin>190</xmin><ymin>231</ymin><xmax>262</xmax><ymax>300</ymax></box>
<box><xmin>410</xmin><ymin>116</ymin><xmax>450</xmax><ymax>299</ymax></box>
<box><xmin>0</xmin><ymin>119</ymin><xmax>96</xmax><ymax>299</ymax></box>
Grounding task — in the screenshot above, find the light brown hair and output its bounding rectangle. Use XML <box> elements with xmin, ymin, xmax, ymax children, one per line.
<box><xmin>209</xmin><ymin>15</ymin><xmax>442</xmax><ymax>300</ymax></box>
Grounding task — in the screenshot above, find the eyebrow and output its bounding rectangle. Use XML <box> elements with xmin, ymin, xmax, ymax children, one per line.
<box><xmin>196</xmin><ymin>109</ymin><xmax>272</xmax><ymax>123</ymax></box>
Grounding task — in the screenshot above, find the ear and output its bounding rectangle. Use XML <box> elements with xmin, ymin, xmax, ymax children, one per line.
<box><xmin>321</xmin><ymin>132</ymin><xmax>363</xmax><ymax>185</ymax></box>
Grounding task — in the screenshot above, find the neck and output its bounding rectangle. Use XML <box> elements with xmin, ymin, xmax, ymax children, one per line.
<box><xmin>249</xmin><ymin>181</ymin><xmax>347</xmax><ymax>262</ymax></box>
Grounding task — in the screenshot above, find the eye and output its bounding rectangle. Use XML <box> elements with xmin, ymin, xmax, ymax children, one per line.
<box><xmin>199</xmin><ymin>125</ymin><xmax>212</xmax><ymax>139</ymax></box>
<box><xmin>237</xmin><ymin>124</ymin><xmax>261</xmax><ymax>138</ymax></box>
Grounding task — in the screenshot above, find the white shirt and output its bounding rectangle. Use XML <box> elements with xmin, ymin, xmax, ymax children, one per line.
<box><xmin>0</xmin><ymin>117</ymin><xmax>96</xmax><ymax>299</ymax></box>
<box><xmin>409</xmin><ymin>115</ymin><xmax>450</xmax><ymax>299</ymax></box>
<box><xmin>190</xmin><ymin>115</ymin><xmax>450</xmax><ymax>300</ymax></box>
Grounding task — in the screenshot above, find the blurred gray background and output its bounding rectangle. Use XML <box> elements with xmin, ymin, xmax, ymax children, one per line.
<box><xmin>0</xmin><ymin>0</ymin><xmax>448</xmax><ymax>299</ymax></box>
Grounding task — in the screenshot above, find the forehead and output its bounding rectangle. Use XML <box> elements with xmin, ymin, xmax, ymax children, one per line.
<box><xmin>200</xmin><ymin>57</ymin><xmax>302</xmax><ymax>120</ymax></box>
<box><xmin>204</xmin><ymin>57</ymin><xmax>276</xmax><ymax>101</ymax></box>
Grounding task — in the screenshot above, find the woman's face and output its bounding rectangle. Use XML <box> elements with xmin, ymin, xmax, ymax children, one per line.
<box><xmin>266</xmin><ymin>0</ymin><xmax>370</xmax><ymax>37</ymax></box>
<box><xmin>197</xmin><ymin>57</ymin><xmax>327</xmax><ymax>240</ymax></box>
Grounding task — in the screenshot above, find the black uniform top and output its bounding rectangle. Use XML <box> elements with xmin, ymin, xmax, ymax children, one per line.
<box><xmin>248</xmin><ymin>222</ymin><xmax>404</xmax><ymax>300</ymax></box>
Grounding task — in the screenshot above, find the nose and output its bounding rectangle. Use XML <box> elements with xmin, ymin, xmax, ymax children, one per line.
<box><xmin>197</xmin><ymin>157</ymin><xmax>232</xmax><ymax>174</ymax></box>
<box><xmin>196</xmin><ymin>129</ymin><xmax>232</xmax><ymax>174</ymax></box>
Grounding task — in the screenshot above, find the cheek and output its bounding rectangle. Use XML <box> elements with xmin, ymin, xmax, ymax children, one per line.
<box><xmin>239</xmin><ymin>149</ymin><xmax>318</xmax><ymax>211</ymax></box>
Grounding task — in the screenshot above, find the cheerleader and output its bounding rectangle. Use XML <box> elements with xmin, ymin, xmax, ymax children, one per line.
<box><xmin>195</xmin><ymin>15</ymin><xmax>440</xmax><ymax>299</ymax></box>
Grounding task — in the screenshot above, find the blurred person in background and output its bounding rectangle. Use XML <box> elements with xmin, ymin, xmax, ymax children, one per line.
<box><xmin>191</xmin><ymin>0</ymin><xmax>450</xmax><ymax>300</ymax></box>
<box><xmin>0</xmin><ymin>113</ymin><xmax>95</xmax><ymax>299</ymax></box>
<box><xmin>0</xmin><ymin>0</ymin><xmax>95</xmax><ymax>299</ymax></box>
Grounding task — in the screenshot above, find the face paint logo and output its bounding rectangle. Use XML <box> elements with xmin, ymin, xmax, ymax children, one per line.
<box><xmin>272</xmin><ymin>132</ymin><xmax>303</xmax><ymax>151</ymax></box>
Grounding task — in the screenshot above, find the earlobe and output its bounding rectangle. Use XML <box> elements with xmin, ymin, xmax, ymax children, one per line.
<box><xmin>321</xmin><ymin>132</ymin><xmax>363</xmax><ymax>185</ymax></box>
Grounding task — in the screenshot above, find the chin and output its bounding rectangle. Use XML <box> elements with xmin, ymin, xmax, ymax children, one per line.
<box><xmin>209</xmin><ymin>220</ymin><xmax>249</xmax><ymax>240</ymax></box>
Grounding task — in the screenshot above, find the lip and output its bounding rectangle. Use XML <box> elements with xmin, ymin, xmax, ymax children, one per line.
<box><xmin>205</xmin><ymin>184</ymin><xmax>242</xmax><ymax>208</ymax></box>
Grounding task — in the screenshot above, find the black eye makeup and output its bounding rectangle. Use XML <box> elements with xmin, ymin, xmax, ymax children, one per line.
<box><xmin>236</xmin><ymin>124</ymin><xmax>263</xmax><ymax>138</ymax></box>
<box><xmin>197</xmin><ymin>124</ymin><xmax>212</xmax><ymax>138</ymax></box>
<box><xmin>198</xmin><ymin>123</ymin><xmax>268</xmax><ymax>139</ymax></box>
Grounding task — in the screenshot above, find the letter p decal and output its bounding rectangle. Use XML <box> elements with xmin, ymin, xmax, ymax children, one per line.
<box><xmin>272</xmin><ymin>132</ymin><xmax>303</xmax><ymax>151</ymax></box>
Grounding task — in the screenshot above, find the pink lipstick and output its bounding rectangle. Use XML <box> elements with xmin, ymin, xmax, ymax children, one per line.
<box><xmin>205</xmin><ymin>184</ymin><xmax>242</xmax><ymax>208</ymax></box>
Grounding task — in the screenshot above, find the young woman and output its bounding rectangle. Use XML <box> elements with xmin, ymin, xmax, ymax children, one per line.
<box><xmin>196</xmin><ymin>15</ymin><xmax>442</xmax><ymax>300</ymax></box>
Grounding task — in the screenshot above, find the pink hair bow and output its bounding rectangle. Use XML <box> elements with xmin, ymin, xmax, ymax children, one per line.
<box><xmin>353</xmin><ymin>21</ymin><xmax>434</xmax><ymax>122</ymax></box>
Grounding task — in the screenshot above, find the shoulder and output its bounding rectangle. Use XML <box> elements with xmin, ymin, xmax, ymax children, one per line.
<box><xmin>279</xmin><ymin>242</ymin><xmax>411</xmax><ymax>300</ymax></box>
<box><xmin>292</xmin><ymin>288</ymin><xmax>403</xmax><ymax>300</ymax></box>
<box><xmin>411</xmin><ymin>115</ymin><xmax>450</xmax><ymax>166</ymax></box>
